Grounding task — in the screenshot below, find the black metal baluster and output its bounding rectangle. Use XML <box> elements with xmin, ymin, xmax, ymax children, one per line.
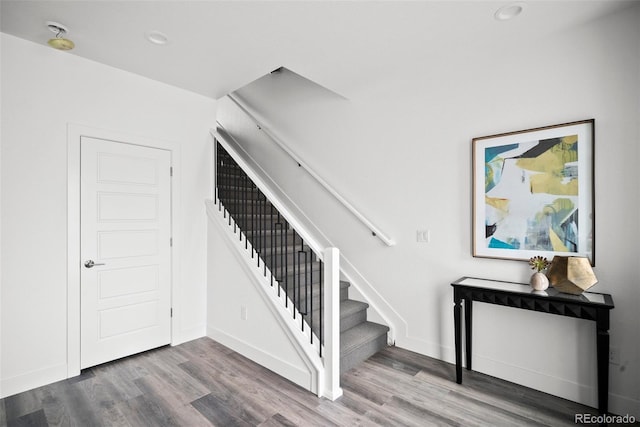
<box><xmin>299</xmin><ymin>250</ymin><xmax>308</xmax><ymax>332</ymax></box>
<box><xmin>257</xmin><ymin>191</ymin><xmax>262</xmax><ymax>268</ymax></box>
<box><xmin>310</xmin><ymin>251</ymin><xmax>314</xmax><ymax>345</ymax></box>
<box><xmin>239</xmin><ymin>172</ymin><xmax>244</xmax><ymax>241</ymax></box>
<box><xmin>222</xmin><ymin>155</ymin><xmax>227</xmax><ymax>220</ymax></box>
<box><xmin>298</xmin><ymin>249</ymin><xmax>303</xmax><ymax>332</ymax></box>
<box><xmin>228</xmin><ymin>154</ymin><xmax>231</xmax><ymax>210</ymax></box>
<box><xmin>217</xmin><ymin>143</ymin><xmax>222</xmax><ymax>211</ymax></box>
<box><xmin>274</xmin><ymin>223</ymin><xmax>282</xmax><ymax>294</ymax></box>
<box><xmin>319</xmin><ymin>257</ymin><xmax>323</xmax><ymax>357</ymax></box>
<box><xmin>244</xmin><ymin>174</ymin><xmax>249</xmax><ymax>244</ymax></box>
<box><xmin>221</xmin><ymin>149</ymin><xmax>226</xmax><ymax>212</ymax></box>
<box><xmin>277</xmin><ymin>211</ymin><xmax>282</xmax><ymax>297</ymax></box>
<box><xmin>214</xmin><ymin>141</ymin><xmax>218</xmax><ymax>205</ymax></box>
<box><xmin>251</xmin><ymin>182</ymin><xmax>255</xmax><ymax>259</ymax></box>
<box><xmin>233</xmin><ymin>167</ymin><xmax>238</xmax><ymax>233</ymax></box>
<box><xmin>292</xmin><ymin>230</ymin><xmax>296</xmax><ymax>319</ymax></box>
<box><xmin>263</xmin><ymin>195</ymin><xmax>267</xmax><ymax>276</ymax></box>
<box><xmin>215</xmin><ymin>143</ymin><xmax>325</xmax><ymax>352</ymax></box>
<box><xmin>235</xmin><ymin>169</ymin><xmax>239</xmax><ymax>231</ymax></box>
<box><xmin>270</xmin><ymin>204</ymin><xmax>274</xmax><ymax>287</ymax></box>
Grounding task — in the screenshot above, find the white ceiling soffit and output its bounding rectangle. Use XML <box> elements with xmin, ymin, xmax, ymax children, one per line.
<box><xmin>1</xmin><ymin>1</ymin><xmax>636</xmax><ymax>100</ymax></box>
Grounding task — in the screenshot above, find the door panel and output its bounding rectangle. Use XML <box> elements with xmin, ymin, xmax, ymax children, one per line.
<box><xmin>97</xmin><ymin>230</ymin><xmax>159</xmax><ymax>259</ymax></box>
<box><xmin>98</xmin><ymin>265</ymin><xmax>159</xmax><ymax>299</ymax></box>
<box><xmin>81</xmin><ymin>137</ymin><xmax>171</xmax><ymax>369</ymax></box>
<box><xmin>97</xmin><ymin>193</ymin><xmax>159</xmax><ymax>221</ymax></box>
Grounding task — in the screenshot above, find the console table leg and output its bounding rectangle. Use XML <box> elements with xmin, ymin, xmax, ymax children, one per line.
<box><xmin>465</xmin><ymin>299</ymin><xmax>472</xmax><ymax>371</ymax></box>
<box><xmin>596</xmin><ymin>319</ymin><xmax>610</xmax><ymax>414</ymax></box>
<box><xmin>454</xmin><ymin>296</ymin><xmax>462</xmax><ymax>384</ymax></box>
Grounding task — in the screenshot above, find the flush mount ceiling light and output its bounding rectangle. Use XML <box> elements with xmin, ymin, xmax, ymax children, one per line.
<box><xmin>494</xmin><ymin>3</ymin><xmax>525</xmax><ymax>21</ymax></box>
<box><xmin>145</xmin><ymin>30</ymin><xmax>169</xmax><ymax>45</ymax></box>
<box><xmin>46</xmin><ymin>21</ymin><xmax>75</xmax><ymax>50</ymax></box>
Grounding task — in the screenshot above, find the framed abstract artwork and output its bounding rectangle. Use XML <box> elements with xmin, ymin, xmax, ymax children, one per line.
<box><xmin>472</xmin><ymin>119</ymin><xmax>595</xmax><ymax>265</ymax></box>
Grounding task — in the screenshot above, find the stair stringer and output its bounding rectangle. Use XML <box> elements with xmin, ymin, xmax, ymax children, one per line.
<box><xmin>206</xmin><ymin>199</ymin><xmax>326</xmax><ymax>396</ymax></box>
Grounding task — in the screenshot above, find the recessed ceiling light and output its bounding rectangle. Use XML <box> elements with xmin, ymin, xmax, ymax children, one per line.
<box><xmin>494</xmin><ymin>3</ymin><xmax>525</xmax><ymax>21</ymax></box>
<box><xmin>145</xmin><ymin>30</ymin><xmax>169</xmax><ymax>45</ymax></box>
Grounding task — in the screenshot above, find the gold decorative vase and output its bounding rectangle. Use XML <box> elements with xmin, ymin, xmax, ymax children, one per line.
<box><xmin>547</xmin><ymin>256</ymin><xmax>597</xmax><ymax>295</ymax></box>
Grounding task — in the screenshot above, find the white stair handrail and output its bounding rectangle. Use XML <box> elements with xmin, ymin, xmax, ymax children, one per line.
<box><xmin>227</xmin><ymin>94</ymin><xmax>395</xmax><ymax>247</ymax></box>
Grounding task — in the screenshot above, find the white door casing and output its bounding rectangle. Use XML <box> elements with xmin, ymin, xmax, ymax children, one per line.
<box><xmin>80</xmin><ymin>137</ymin><xmax>172</xmax><ymax>369</ymax></box>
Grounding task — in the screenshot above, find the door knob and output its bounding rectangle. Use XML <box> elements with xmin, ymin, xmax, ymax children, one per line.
<box><xmin>84</xmin><ymin>260</ymin><xmax>106</xmax><ymax>268</ymax></box>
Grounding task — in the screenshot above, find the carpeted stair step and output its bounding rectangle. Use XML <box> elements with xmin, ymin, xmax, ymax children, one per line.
<box><xmin>340</xmin><ymin>299</ymin><xmax>369</xmax><ymax>332</ymax></box>
<box><xmin>261</xmin><ymin>244</ymin><xmax>311</xmax><ymax>256</ymax></box>
<box><xmin>263</xmin><ymin>250</ymin><xmax>317</xmax><ymax>267</ymax></box>
<box><xmin>219</xmin><ymin>190</ymin><xmax>266</xmax><ymax>200</ymax></box>
<box><xmin>272</xmin><ymin>261</ymin><xmax>322</xmax><ymax>279</ymax></box>
<box><xmin>340</xmin><ymin>281</ymin><xmax>349</xmax><ymax>301</ymax></box>
<box><xmin>340</xmin><ymin>322</ymin><xmax>389</xmax><ymax>374</ymax></box>
<box><xmin>304</xmin><ymin>296</ymin><xmax>369</xmax><ymax>337</ymax></box>
<box><xmin>244</xmin><ymin>229</ymin><xmax>299</xmax><ymax>245</ymax></box>
<box><xmin>219</xmin><ymin>201</ymin><xmax>280</xmax><ymax>215</ymax></box>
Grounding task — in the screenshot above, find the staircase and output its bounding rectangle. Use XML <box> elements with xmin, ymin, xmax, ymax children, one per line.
<box><xmin>338</xmin><ymin>282</ymin><xmax>389</xmax><ymax>373</ymax></box>
<box><xmin>216</xmin><ymin>142</ymin><xmax>389</xmax><ymax>375</ymax></box>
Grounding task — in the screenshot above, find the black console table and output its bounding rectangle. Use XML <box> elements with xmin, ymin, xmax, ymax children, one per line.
<box><xmin>451</xmin><ymin>276</ymin><xmax>614</xmax><ymax>414</ymax></box>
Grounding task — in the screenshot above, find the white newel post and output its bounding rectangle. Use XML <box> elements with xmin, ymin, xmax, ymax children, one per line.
<box><xmin>323</xmin><ymin>247</ymin><xmax>343</xmax><ymax>400</ymax></box>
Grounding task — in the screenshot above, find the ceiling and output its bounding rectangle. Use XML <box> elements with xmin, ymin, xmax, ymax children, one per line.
<box><xmin>1</xmin><ymin>1</ymin><xmax>636</xmax><ymax>100</ymax></box>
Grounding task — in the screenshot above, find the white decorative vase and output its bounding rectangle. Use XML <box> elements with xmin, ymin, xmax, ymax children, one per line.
<box><xmin>530</xmin><ymin>272</ymin><xmax>549</xmax><ymax>291</ymax></box>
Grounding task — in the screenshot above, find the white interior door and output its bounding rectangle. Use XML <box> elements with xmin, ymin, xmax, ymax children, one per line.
<box><xmin>80</xmin><ymin>136</ymin><xmax>172</xmax><ymax>369</ymax></box>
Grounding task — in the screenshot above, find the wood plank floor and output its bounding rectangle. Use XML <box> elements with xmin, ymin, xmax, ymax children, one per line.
<box><xmin>0</xmin><ymin>337</ymin><xmax>621</xmax><ymax>426</ymax></box>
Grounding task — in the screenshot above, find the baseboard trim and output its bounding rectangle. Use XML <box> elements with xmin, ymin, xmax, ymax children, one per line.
<box><xmin>608</xmin><ymin>392</ymin><xmax>640</xmax><ymax>419</ymax></box>
<box><xmin>207</xmin><ymin>326</ymin><xmax>312</xmax><ymax>391</ymax></box>
<box><xmin>472</xmin><ymin>353</ymin><xmax>598</xmax><ymax>408</ymax></box>
<box><xmin>398</xmin><ymin>334</ymin><xmax>597</xmax><ymax>406</ymax></box>
<box><xmin>0</xmin><ymin>363</ymin><xmax>67</xmax><ymax>399</ymax></box>
<box><xmin>173</xmin><ymin>325</ymin><xmax>206</xmax><ymax>346</ymax></box>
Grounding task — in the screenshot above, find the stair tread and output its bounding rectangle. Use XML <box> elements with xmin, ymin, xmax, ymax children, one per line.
<box><xmin>306</xmin><ymin>298</ymin><xmax>367</xmax><ymax>318</ymax></box>
<box><xmin>340</xmin><ymin>322</ymin><xmax>389</xmax><ymax>355</ymax></box>
<box><xmin>340</xmin><ymin>299</ymin><xmax>369</xmax><ymax>317</ymax></box>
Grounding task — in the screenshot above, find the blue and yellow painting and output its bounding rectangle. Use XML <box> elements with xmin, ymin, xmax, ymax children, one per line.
<box><xmin>484</xmin><ymin>135</ymin><xmax>579</xmax><ymax>252</ymax></box>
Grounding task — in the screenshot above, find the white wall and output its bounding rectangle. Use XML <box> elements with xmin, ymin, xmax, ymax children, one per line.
<box><xmin>206</xmin><ymin>207</ymin><xmax>314</xmax><ymax>391</ymax></box>
<box><xmin>218</xmin><ymin>5</ymin><xmax>640</xmax><ymax>416</ymax></box>
<box><xmin>0</xmin><ymin>34</ymin><xmax>215</xmax><ymax>397</ymax></box>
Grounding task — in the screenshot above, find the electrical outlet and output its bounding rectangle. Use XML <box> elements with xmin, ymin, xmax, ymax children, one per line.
<box><xmin>609</xmin><ymin>347</ymin><xmax>620</xmax><ymax>365</ymax></box>
<box><xmin>416</xmin><ymin>229</ymin><xmax>430</xmax><ymax>243</ymax></box>
<box><xmin>240</xmin><ymin>306</ymin><xmax>248</xmax><ymax>321</ymax></box>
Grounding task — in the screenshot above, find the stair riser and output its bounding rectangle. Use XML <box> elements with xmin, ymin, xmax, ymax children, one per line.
<box><xmin>340</xmin><ymin>333</ymin><xmax>387</xmax><ymax>374</ymax></box>
<box><xmin>341</xmin><ymin>310</ymin><xmax>368</xmax><ymax>332</ymax></box>
<box><xmin>341</xmin><ymin>286</ymin><xmax>348</xmax><ymax>301</ymax></box>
